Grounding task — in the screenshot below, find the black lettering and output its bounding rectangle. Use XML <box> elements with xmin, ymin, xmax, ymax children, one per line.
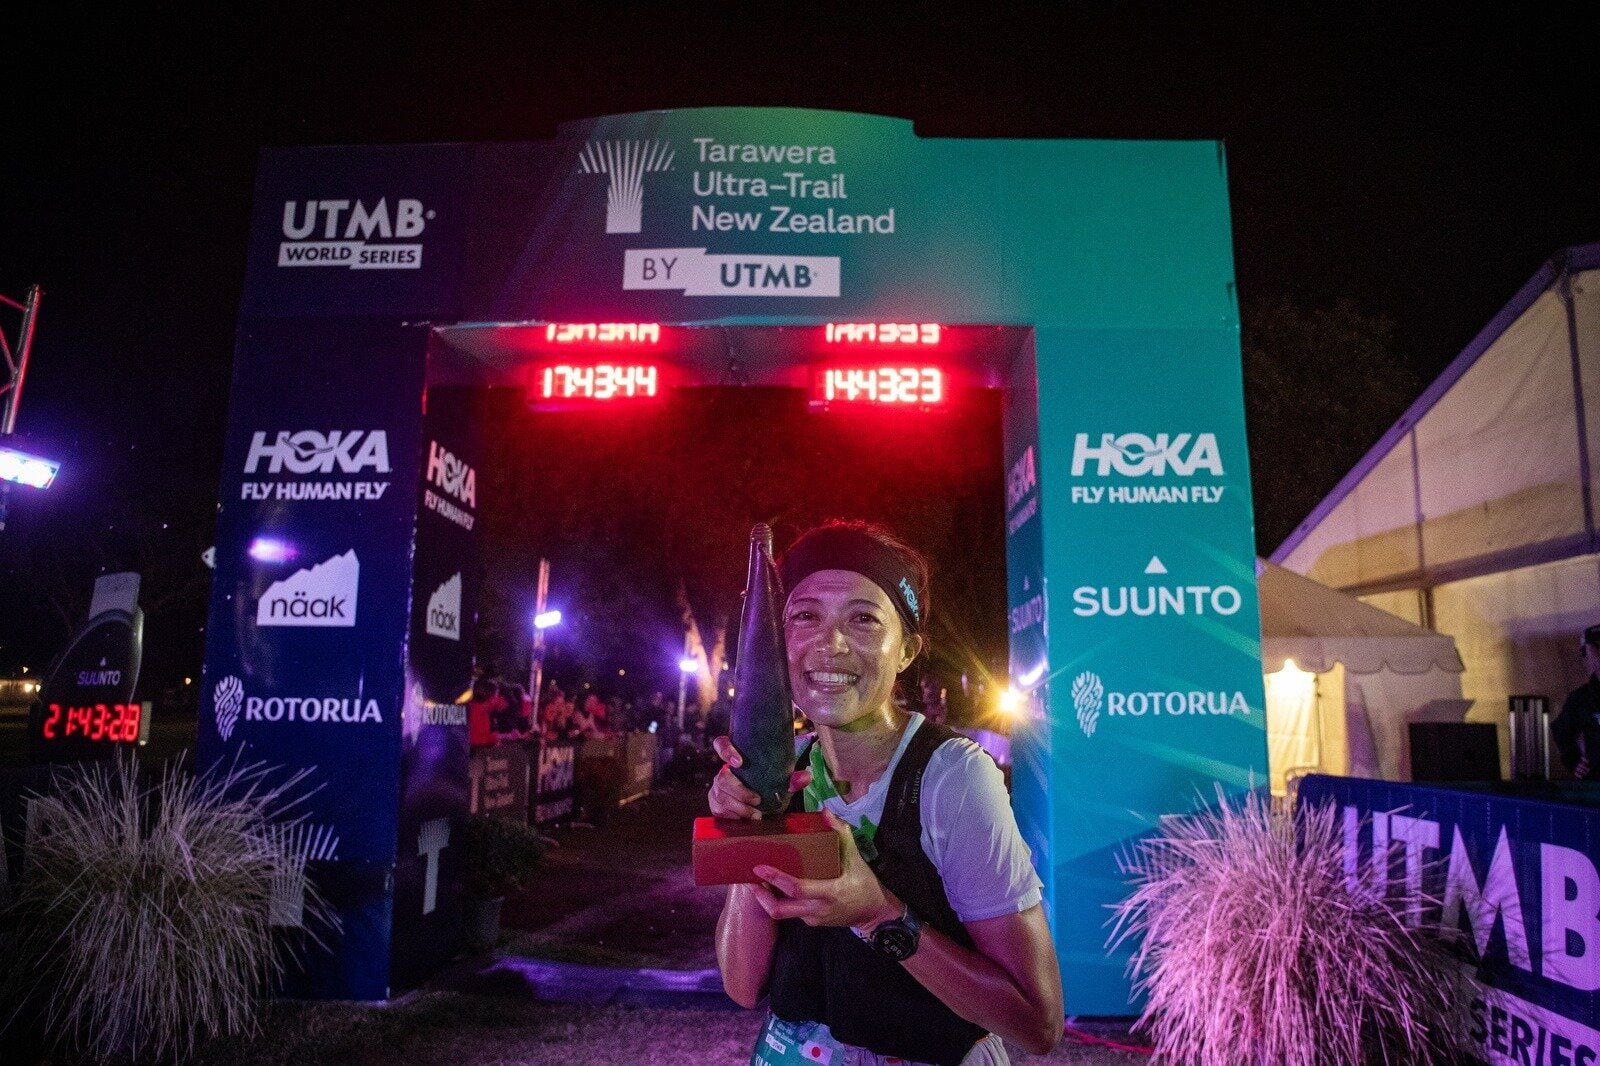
<box><xmin>1510</xmin><ymin>1015</ymin><xmax>1533</xmax><ymax>1062</ymax></box>
<box><xmin>1493</xmin><ymin>1006</ymin><xmax>1510</xmax><ymax>1053</ymax></box>
<box><xmin>1469</xmin><ymin>998</ymin><xmax>1488</xmax><ymax>1044</ymax></box>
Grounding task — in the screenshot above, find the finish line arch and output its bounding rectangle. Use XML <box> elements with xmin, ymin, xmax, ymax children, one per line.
<box><xmin>198</xmin><ymin>108</ymin><xmax>1266</xmax><ymax>1012</ymax></box>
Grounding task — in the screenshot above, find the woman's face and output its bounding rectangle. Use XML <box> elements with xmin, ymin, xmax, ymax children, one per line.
<box><xmin>784</xmin><ymin>569</ymin><xmax>921</xmax><ymax>731</ymax></box>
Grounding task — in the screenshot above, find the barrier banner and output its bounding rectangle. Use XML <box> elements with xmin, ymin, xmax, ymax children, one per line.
<box><xmin>621</xmin><ymin>732</ymin><xmax>658</xmax><ymax>805</ymax></box>
<box><xmin>533</xmin><ymin>740</ymin><xmax>577</xmax><ymax>825</ymax></box>
<box><xmin>470</xmin><ymin>746</ymin><xmax>530</xmax><ymax>822</ymax></box>
<box><xmin>1299</xmin><ymin>775</ymin><xmax>1600</xmax><ymax>1064</ymax></box>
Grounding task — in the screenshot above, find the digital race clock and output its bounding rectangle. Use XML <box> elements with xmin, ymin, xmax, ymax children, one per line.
<box><xmin>38</xmin><ymin>702</ymin><xmax>144</xmax><ymax>744</ymax></box>
<box><xmin>812</xmin><ymin>366</ymin><xmax>945</xmax><ymax>407</ymax></box>
<box><xmin>539</xmin><ymin>363</ymin><xmax>661</xmax><ymax>402</ymax></box>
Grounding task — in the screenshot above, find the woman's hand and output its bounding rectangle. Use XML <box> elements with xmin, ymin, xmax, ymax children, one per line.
<box><xmin>749</xmin><ymin>810</ymin><xmax>902</xmax><ymax>929</ymax></box>
<box><xmin>708</xmin><ymin>735</ymin><xmax>811</xmax><ymax>820</ymax></box>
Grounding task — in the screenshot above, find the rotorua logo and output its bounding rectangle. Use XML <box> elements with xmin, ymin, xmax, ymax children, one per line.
<box><xmin>426</xmin><ymin>573</ymin><xmax>461</xmax><ymax>641</ymax></box>
<box><xmin>579</xmin><ymin>140</ymin><xmax>675</xmax><ymax>234</ymax></box>
<box><xmin>278</xmin><ymin>197</ymin><xmax>433</xmax><ymax>269</ymax></box>
<box><xmin>213</xmin><ymin>675</ymin><xmax>244</xmax><ymax>742</ymax></box>
<box><xmin>1070</xmin><ymin>669</ymin><xmax>1250</xmax><ymax>739</ymax></box>
<box><xmin>211</xmin><ymin>674</ymin><xmax>383</xmax><ymax>734</ymax></box>
<box><xmin>1072</xmin><ymin>556</ymin><xmax>1243</xmax><ymax>618</ymax></box>
<box><xmin>257</xmin><ymin>550</ymin><xmax>358</xmax><ymax>627</ymax></box>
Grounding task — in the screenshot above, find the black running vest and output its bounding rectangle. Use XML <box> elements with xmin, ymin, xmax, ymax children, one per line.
<box><xmin>767</xmin><ymin>720</ymin><xmax>989</xmax><ymax>1066</ymax></box>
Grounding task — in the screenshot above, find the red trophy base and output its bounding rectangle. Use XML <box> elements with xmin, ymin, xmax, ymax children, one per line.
<box><xmin>692</xmin><ymin>812</ymin><xmax>842</xmax><ymax>887</ymax></box>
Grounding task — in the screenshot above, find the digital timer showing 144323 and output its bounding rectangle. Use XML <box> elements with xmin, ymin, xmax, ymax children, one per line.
<box><xmin>814</xmin><ymin>366</ymin><xmax>945</xmax><ymax>406</ymax></box>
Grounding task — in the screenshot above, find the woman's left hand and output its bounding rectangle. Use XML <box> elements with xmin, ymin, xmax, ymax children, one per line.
<box><xmin>749</xmin><ymin>810</ymin><xmax>902</xmax><ymax>929</ymax></box>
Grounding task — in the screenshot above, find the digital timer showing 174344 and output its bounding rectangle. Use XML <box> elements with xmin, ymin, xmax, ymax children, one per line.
<box><xmin>39</xmin><ymin>702</ymin><xmax>143</xmax><ymax>743</ymax></box>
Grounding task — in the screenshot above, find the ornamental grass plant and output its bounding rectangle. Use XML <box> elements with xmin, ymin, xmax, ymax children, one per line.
<box><xmin>0</xmin><ymin>755</ymin><xmax>333</xmax><ymax>1063</ymax></box>
<box><xmin>1110</xmin><ymin>788</ymin><xmax>1472</xmax><ymax>1066</ymax></box>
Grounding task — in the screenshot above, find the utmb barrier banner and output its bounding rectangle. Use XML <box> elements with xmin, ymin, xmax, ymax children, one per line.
<box><xmin>1300</xmin><ymin>775</ymin><xmax>1600</xmax><ymax>1065</ymax></box>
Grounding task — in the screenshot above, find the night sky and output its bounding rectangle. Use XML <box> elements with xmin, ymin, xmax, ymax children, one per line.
<box><xmin>2</xmin><ymin>6</ymin><xmax>1595</xmax><ymax>680</ymax></box>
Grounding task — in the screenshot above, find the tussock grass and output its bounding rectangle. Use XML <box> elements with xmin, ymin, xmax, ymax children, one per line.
<box><xmin>1</xmin><ymin>755</ymin><xmax>333</xmax><ymax>1062</ymax></box>
<box><xmin>1110</xmin><ymin>790</ymin><xmax>1472</xmax><ymax>1065</ymax></box>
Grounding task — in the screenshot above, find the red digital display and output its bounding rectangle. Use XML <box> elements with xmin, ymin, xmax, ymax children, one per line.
<box><xmin>41</xmin><ymin>702</ymin><xmax>142</xmax><ymax>744</ymax></box>
<box><xmin>544</xmin><ymin>323</ymin><xmax>661</xmax><ymax>344</ymax></box>
<box><xmin>824</xmin><ymin>323</ymin><xmax>941</xmax><ymax>346</ymax></box>
<box><xmin>540</xmin><ymin>363</ymin><xmax>660</xmax><ymax>401</ymax></box>
<box><xmin>814</xmin><ymin>366</ymin><xmax>945</xmax><ymax>406</ymax></box>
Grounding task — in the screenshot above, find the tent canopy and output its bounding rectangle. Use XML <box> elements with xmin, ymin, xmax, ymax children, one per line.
<box><xmin>1273</xmin><ymin>244</ymin><xmax>1600</xmax><ymax>595</ymax></box>
<box><xmin>1257</xmin><ymin>560</ymin><xmax>1464</xmax><ymax>676</ymax></box>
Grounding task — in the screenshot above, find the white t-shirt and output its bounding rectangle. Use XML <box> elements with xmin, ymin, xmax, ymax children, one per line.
<box><xmin>766</xmin><ymin>713</ymin><xmax>1043</xmax><ymax>1066</ymax></box>
<box><xmin>804</xmin><ymin>713</ymin><xmax>1042</xmax><ymax>923</ymax></box>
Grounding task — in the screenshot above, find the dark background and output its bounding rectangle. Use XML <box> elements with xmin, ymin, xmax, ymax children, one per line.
<box><xmin>2</xmin><ymin>4</ymin><xmax>1595</xmax><ymax>696</ymax></box>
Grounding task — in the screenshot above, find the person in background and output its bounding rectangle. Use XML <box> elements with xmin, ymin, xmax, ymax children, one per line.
<box><xmin>1554</xmin><ymin>623</ymin><xmax>1600</xmax><ymax>780</ymax></box>
<box><xmin>468</xmin><ymin>677</ymin><xmax>503</xmax><ymax>749</ymax></box>
<box><xmin>921</xmin><ymin>674</ymin><xmax>949</xmax><ymax>725</ymax></box>
<box><xmin>584</xmin><ymin>692</ymin><xmax>608</xmax><ymax>731</ymax></box>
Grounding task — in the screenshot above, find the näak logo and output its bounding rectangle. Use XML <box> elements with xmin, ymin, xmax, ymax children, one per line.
<box><xmin>1072</xmin><ymin>671</ymin><xmax>1103</xmax><ymax>738</ymax></box>
<box><xmin>257</xmin><ymin>550</ymin><xmax>359</xmax><ymax>628</ymax></box>
<box><xmin>214</xmin><ymin>674</ymin><xmax>244</xmax><ymax>742</ymax></box>
<box><xmin>579</xmin><ymin>140</ymin><xmax>675</xmax><ymax>234</ymax></box>
<box><xmin>426</xmin><ymin>573</ymin><xmax>461</xmax><ymax>641</ymax></box>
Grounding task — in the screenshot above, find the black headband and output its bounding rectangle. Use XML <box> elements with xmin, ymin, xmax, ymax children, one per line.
<box><xmin>779</xmin><ymin>526</ymin><xmax>925</xmax><ymax>634</ymax></box>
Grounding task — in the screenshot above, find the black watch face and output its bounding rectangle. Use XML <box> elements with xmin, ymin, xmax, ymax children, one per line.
<box><xmin>874</xmin><ymin>921</ymin><xmax>919</xmax><ymax>961</ymax></box>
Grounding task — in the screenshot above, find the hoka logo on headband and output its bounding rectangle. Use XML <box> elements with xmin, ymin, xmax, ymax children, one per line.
<box><xmin>899</xmin><ymin>577</ymin><xmax>920</xmax><ymax>621</ymax></box>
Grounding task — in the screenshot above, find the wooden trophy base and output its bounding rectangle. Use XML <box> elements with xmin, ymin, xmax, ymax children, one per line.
<box><xmin>692</xmin><ymin>812</ymin><xmax>842</xmax><ymax>886</ymax></box>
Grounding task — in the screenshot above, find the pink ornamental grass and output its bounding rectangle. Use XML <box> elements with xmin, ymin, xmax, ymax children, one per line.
<box><xmin>1109</xmin><ymin>789</ymin><xmax>1472</xmax><ymax>1065</ymax></box>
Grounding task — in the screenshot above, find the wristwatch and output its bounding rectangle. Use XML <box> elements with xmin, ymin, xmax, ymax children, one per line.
<box><xmin>863</xmin><ymin>905</ymin><xmax>923</xmax><ymax>961</ymax></box>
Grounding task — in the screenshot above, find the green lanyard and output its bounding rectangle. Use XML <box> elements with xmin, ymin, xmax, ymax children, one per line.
<box><xmin>801</xmin><ymin>740</ymin><xmax>879</xmax><ymax>858</ymax></box>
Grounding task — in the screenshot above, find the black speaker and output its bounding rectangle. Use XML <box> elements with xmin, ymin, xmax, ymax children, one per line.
<box><xmin>1409</xmin><ymin>722</ymin><xmax>1501</xmax><ymax>783</ymax></box>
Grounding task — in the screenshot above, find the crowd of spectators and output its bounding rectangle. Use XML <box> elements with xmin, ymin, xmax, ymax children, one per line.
<box><xmin>468</xmin><ymin>675</ymin><xmax>709</xmax><ymax>750</ymax></box>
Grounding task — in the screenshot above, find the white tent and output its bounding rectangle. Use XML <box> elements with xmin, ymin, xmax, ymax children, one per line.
<box><xmin>1258</xmin><ymin>560</ymin><xmax>1466</xmax><ymax>793</ymax></box>
<box><xmin>1274</xmin><ymin>245</ymin><xmax>1600</xmax><ymax>779</ymax></box>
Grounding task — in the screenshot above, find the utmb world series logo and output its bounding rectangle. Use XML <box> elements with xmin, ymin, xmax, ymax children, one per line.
<box><xmin>579</xmin><ymin>140</ymin><xmax>675</xmax><ymax>234</ymax></box>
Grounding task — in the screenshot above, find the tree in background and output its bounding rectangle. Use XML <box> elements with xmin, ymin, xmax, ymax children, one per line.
<box><xmin>1241</xmin><ymin>296</ymin><xmax>1423</xmax><ymax>555</ymax></box>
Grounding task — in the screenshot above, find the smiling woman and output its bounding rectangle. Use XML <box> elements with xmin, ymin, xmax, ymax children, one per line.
<box><xmin>710</xmin><ymin>521</ymin><xmax>1063</xmax><ymax>1066</ymax></box>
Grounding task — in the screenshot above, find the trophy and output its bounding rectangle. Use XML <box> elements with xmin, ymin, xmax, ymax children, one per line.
<box><xmin>692</xmin><ymin>525</ymin><xmax>842</xmax><ymax>886</ymax></box>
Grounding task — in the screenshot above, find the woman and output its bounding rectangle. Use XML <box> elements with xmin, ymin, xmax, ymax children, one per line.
<box><xmin>710</xmin><ymin>521</ymin><xmax>1062</xmax><ymax>1066</ymax></box>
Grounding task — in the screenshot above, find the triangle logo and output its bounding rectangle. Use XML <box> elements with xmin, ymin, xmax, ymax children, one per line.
<box><xmin>1144</xmin><ymin>556</ymin><xmax>1168</xmax><ymax>575</ymax></box>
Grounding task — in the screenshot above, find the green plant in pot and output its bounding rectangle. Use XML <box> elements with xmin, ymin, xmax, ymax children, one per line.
<box><xmin>464</xmin><ymin>814</ymin><xmax>544</xmax><ymax>949</ymax></box>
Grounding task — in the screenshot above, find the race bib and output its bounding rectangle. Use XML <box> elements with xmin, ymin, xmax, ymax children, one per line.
<box><xmin>751</xmin><ymin>1014</ymin><xmax>847</xmax><ymax>1066</ymax></box>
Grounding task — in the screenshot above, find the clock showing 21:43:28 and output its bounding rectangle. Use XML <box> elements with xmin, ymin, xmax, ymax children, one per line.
<box><xmin>39</xmin><ymin>702</ymin><xmax>143</xmax><ymax>744</ymax></box>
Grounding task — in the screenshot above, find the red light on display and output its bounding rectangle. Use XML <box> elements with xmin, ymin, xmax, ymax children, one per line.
<box><xmin>41</xmin><ymin>702</ymin><xmax>142</xmax><ymax>744</ymax></box>
<box><xmin>824</xmin><ymin>323</ymin><xmax>941</xmax><ymax>346</ymax></box>
<box><xmin>544</xmin><ymin>323</ymin><xmax>662</xmax><ymax>344</ymax></box>
<box><xmin>540</xmin><ymin>363</ymin><xmax>660</xmax><ymax>401</ymax></box>
<box><xmin>815</xmin><ymin>366</ymin><xmax>945</xmax><ymax>406</ymax></box>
